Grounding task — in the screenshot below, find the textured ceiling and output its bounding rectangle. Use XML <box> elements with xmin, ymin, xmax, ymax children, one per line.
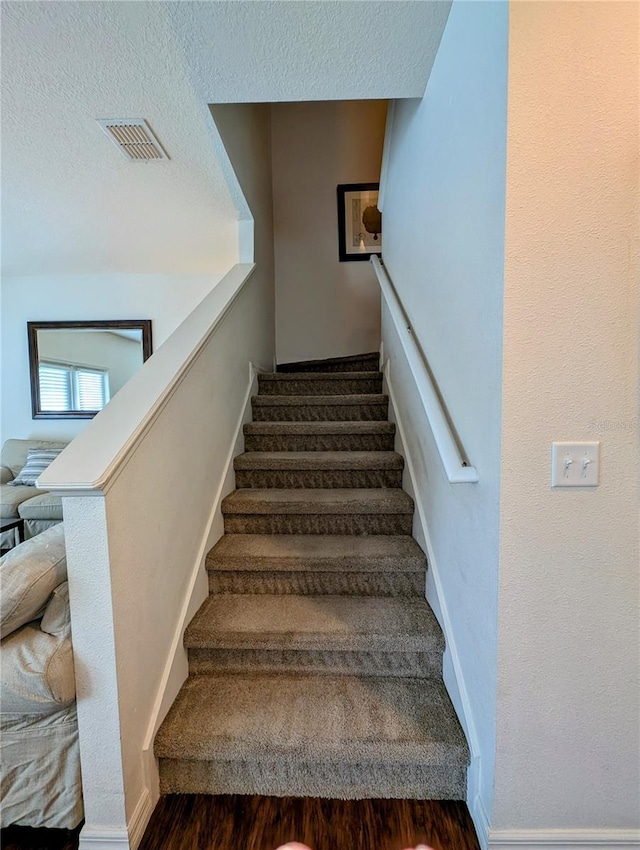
<box><xmin>166</xmin><ymin>1</ymin><xmax>452</xmax><ymax>103</ymax></box>
<box><xmin>1</xmin><ymin>1</ymin><xmax>451</xmax><ymax>277</ymax></box>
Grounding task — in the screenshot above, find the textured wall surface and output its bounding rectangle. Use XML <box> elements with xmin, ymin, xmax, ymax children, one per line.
<box><xmin>271</xmin><ymin>100</ymin><xmax>387</xmax><ymax>364</ymax></box>
<box><xmin>495</xmin><ymin>0</ymin><xmax>639</xmax><ymax>832</ymax></box>
<box><xmin>0</xmin><ymin>272</ymin><xmax>224</xmax><ymax>442</ymax></box>
<box><xmin>1</xmin><ymin>0</ymin><xmax>450</xmax><ymax>278</ymax></box>
<box><xmin>381</xmin><ymin>0</ymin><xmax>508</xmax><ymax>825</ymax></box>
<box><xmin>166</xmin><ymin>1</ymin><xmax>451</xmax><ymax>103</ymax></box>
<box><xmin>1</xmin><ymin>2</ymin><xmax>239</xmax><ymax>276</ymax></box>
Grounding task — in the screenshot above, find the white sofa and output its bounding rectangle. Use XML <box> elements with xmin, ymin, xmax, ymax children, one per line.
<box><xmin>1</xmin><ymin>439</ymin><xmax>67</xmax><ymax>540</ymax></box>
<box><xmin>0</xmin><ymin>523</ymin><xmax>83</xmax><ymax>828</ymax></box>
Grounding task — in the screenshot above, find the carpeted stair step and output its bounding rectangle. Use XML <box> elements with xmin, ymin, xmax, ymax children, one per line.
<box><xmin>258</xmin><ymin>371</ymin><xmax>383</xmax><ymax>396</ymax></box>
<box><xmin>252</xmin><ymin>394</ymin><xmax>389</xmax><ymax>422</ymax></box>
<box><xmin>243</xmin><ymin>421</ymin><xmax>396</xmax><ymax>452</ymax></box>
<box><xmin>206</xmin><ymin>534</ymin><xmax>426</xmax><ymax>596</ymax></box>
<box><xmin>234</xmin><ymin>451</ymin><xmax>403</xmax><ymax>489</ymax></box>
<box><xmin>221</xmin><ymin>489</ymin><xmax>414</xmax><ymax>535</ymax></box>
<box><xmin>184</xmin><ymin>594</ymin><xmax>443</xmax><ymax>678</ymax></box>
<box><xmin>155</xmin><ymin>672</ymin><xmax>469</xmax><ymax>799</ymax></box>
<box><xmin>277</xmin><ymin>352</ymin><xmax>380</xmax><ymax>373</ymax></box>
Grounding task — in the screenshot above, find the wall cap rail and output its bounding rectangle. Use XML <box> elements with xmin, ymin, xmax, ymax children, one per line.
<box><xmin>38</xmin><ymin>263</ymin><xmax>256</xmax><ymax>496</ymax></box>
<box><xmin>371</xmin><ymin>255</ymin><xmax>478</xmax><ymax>484</ymax></box>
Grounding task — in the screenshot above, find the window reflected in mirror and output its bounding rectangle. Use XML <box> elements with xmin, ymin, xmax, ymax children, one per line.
<box><xmin>28</xmin><ymin>321</ymin><xmax>152</xmax><ymax>419</ymax></box>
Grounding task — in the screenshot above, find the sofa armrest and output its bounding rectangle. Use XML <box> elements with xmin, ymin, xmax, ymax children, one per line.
<box><xmin>1</xmin><ymin>466</ymin><xmax>14</xmax><ymax>485</ymax></box>
<box><xmin>0</xmin><ymin>625</ymin><xmax>75</xmax><ymax>714</ymax></box>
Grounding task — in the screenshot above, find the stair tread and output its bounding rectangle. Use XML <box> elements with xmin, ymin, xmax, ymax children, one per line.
<box><xmin>252</xmin><ymin>394</ymin><xmax>388</xmax><ymax>406</ymax></box>
<box><xmin>155</xmin><ymin>673</ymin><xmax>468</xmax><ymax>764</ymax></box>
<box><xmin>277</xmin><ymin>352</ymin><xmax>379</xmax><ymax>373</ymax></box>
<box><xmin>245</xmin><ymin>421</ymin><xmax>395</xmax><ymax>434</ymax></box>
<box><xmin>260</xmin><ymin>371</ymin><xmax>382</xmax><ymax>382</ymax></box>
<box><xmin>185</xmin><ymin>594</ymin><xmax>442</xmax><ymax>652</ymax></box>
<box><xmin>234</xmin><ymin>451</ymin><xmax>403</xmax><ymax>471</ymax></box>
<box><xmin>207</xmin><ymin>534</ymin><xmax>426</xmax><ymax>572</ymax></box>
<box><xmin>222</xmin><ymin>488</ymin><xmax>414</xmax><ymax>515</ymax></box>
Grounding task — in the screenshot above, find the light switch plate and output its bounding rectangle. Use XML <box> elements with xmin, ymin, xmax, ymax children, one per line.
<box><xmin>551</xmin><ymin>442</ymin><xmax>599</xmax><ymax>487</ymax></box>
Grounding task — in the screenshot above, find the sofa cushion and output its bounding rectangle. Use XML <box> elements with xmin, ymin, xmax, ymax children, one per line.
<box><xmin>0</xmin><ymin>704</ymin><xmax>83</xmax><ymax>829</ymax></box>
<box><xmin>0</xmin><ymin>483</ymin><xmax>38</xmax><ymax>519</ymax></box>
<box><xmin>17</xmin><ymin>493</ymin><xmax>63</xmax><ymax>522</ymax></box>
<box><xmin>41</xmin><ymin>582</ymin><xmax>70</xmax><ymax>638</ymax></box>
<box><xmin>1</xmin><ymin>440</ymin><xmax>68</xmax><ymax>480</ymax></box>
<box><xmin>11</xmin><ymin>448</ymin><xmax>64</xmax><ymax>487</ymax></box>
<box><xmin>0</xmin><ymin>621</ymin><xmax>75</xmax><ymax>714</ymax></box>
<box><xmin>0</xmin><ymin>524</ymin><xmax>66</xmax><ymax>639</ymax></box>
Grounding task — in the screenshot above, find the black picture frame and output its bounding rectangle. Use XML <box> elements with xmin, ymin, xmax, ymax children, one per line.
<box><xmin>27</xmin><ymin>320</ymin><xmax>153</xmax><ymax>419</ymax></box>
<box><xmin>337</xmin><ymin>182</ymin><xmax>382</xmax><ymax>262</ymax></box>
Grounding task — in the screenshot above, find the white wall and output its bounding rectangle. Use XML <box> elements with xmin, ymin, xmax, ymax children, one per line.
<box><xmin>0</xmin><ymin>273</ymin><xmax>223</xmax><ymax>443</ymax></box>
<box><xmin>2</xmin><ymin>1</ymin><xmax>239</xmax><ymax>278</ymax></box>
<box><xmin>271</xmin><ymin>100</ymin><xmax>387</xmax><ymax>364</ymax></box>
<box><xmin>209</xmin><ymin>103</ymin><xmax>275</xmax><ymax>274</ymax></box>
<box><xmin>493</xmin><ymin>0</ymin><xmax>639</xmax><ymax>836</ymax></box>
<box><xmin>38</xmin><ymin>331</ymin><xmax>143</xmax><ymax>397</ymax></box>
<box><xmin>380</xmin><ymin>0</ymin><xmax>508</xmax><ymax>827</ymax></box>
<box><xmin>4</xmin><ymin>0</ymin><xmax>451</xmax><ymax>278</ymax></box>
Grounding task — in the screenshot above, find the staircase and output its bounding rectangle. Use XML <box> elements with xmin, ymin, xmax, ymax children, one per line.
<box><xmin>155</xmin><ymin>353</ymin><xmax>469</xmax><ymax>799</ymax></box>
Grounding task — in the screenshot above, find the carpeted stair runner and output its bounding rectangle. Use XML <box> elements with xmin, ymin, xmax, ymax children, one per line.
<box><xmin>243</xmin><ymin>421</ymin><xmax>396</xmax><ymax>452</ymax></box>
<box><xmin>155</xmin><ymin>352</ymin><xmax>469</xmax><ymax>800</ymax></box>
<box><xmin>206</xmin><ymin>534</ymin><xmax>426</xmax><ymax>596</ymax></box>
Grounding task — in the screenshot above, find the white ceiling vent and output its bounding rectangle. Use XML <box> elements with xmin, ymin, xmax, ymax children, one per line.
<box><xmin>97</xmin><ymin>119</ymin><xmax>169</xmax><ymax>162</ymax></box>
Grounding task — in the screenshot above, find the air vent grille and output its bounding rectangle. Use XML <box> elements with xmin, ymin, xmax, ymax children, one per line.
<box><xmin>97</xmin><ymin>119</ymin><xmax>169</xmax><ymax>162</ymax></box>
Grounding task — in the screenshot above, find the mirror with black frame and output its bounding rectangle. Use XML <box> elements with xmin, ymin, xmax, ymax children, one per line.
<box><xmin>28</xmin><ymin>320</ymin><xmax>153</xmax><ymax>419</ymax></box>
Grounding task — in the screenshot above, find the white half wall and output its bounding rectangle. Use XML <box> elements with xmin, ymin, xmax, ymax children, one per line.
<box><xmin>493</xmin><ymin>0</ymin><xmax>639</xmax><ymax>835</ymax></box>
<box><xmin>0</xmin><ymin>273</ymin><xmax>224</xmax><ymax>443</ymax></box>
<box><xmin>49</xmin><ymin>266</ymin><xmax>274</xmax><ymax>848</ymax></box>
<box><xmin>380</xmin><ymin>0</ymin><xmax>509</xmax><ymax>828</ymax></box>
<box><xmin>271</xmin><ymin>100</ymin><xmax>387</xmax><ymax>364</ymax></box>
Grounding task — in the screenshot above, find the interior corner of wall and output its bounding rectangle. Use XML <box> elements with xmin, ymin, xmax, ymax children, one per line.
<box><xmin>470</xmin><ymin>787</ymin><xmax>491</xmax><ymax>850</ymax></box>
<box><xmin>238</xmin><ymin>219</ymin><xmax>255</xmax><ymax>264</ymax></box>
<box><xmin>127</xmin><ymin>779</ymin><xmax>156</xmax><ymax>850</ymax></box>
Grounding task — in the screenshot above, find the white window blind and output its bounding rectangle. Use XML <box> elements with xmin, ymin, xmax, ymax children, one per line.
<box><xmin>76</xmin><ymin>368</ymin><xmax>108</xmax><ymax>410</ymax></box>
<box><xmin>39</xmin><ymin>363</ymin><xmax>72</xmax><ymax>411</ymax></box>
<box><xmin>39</xmin><ymin>362</ymin><xmax>110</xmax><ymax>411</ymax></box>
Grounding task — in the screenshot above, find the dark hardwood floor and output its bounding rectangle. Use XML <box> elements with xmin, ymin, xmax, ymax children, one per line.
<box><xmin>0</xmin><ymin>825</ymin><xmax>81</xmax><ymax>850</ymax></box>
<box><xmin>1</xmin><ymin>796</ymin><xmax>480</xmax><ymax>850</ymax></box>
<box><xmin>138</xmin><ymin>795</ymin><xmax>480</xmax><ymax>850</ymax></box>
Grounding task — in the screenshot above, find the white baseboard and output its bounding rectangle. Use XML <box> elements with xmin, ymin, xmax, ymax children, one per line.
<box><xmin>488</xmin><ymin>829</ymin><xmax>640</xmax><ymax>849</ymax></box>
<box><xmin>79</xmin><ymin>827</ymin><xmax>129</xmax><ymax>850</ymax></box>
<box><xmin>78</xmin><ymin>789</ymin><xmax>154</xmax><ymax>850</ymax></box>
<box><xmin>473</xmin><ymin>794</ymin><xmax>491</xmax><ymax>850</ymax></box>
<box><xmin>128</xmin><ymin>787</ymin><xmax>155</xmax><ymax>850</ymax></box>
<box><xmin>383</xmin><ymin>359</ymin><xmax>487</xmax><ymax>847</ymax></box>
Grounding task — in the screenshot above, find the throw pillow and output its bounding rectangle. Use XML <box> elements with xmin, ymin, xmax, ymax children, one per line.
<box><xmin>0</xmin><ymin>523</ymin><xmax>66</xmax><ymax>639</ymax></box>
<box><xmin>10</xmin><ymin>447</ymin><xmax>63</xmax><ymax>486</ymax></box>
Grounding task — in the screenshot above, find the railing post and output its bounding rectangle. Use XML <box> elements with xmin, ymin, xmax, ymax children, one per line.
<box><xmin>62</xmin><ymin>494</ymin><xmax>130</xmax><ymax>848</ymax></box>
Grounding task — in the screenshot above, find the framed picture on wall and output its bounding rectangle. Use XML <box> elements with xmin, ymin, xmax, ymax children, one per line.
<box><xmin>337</xmin><ymin>183</ymin><xmax>382</xmax><ymax>262</ymax></box>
